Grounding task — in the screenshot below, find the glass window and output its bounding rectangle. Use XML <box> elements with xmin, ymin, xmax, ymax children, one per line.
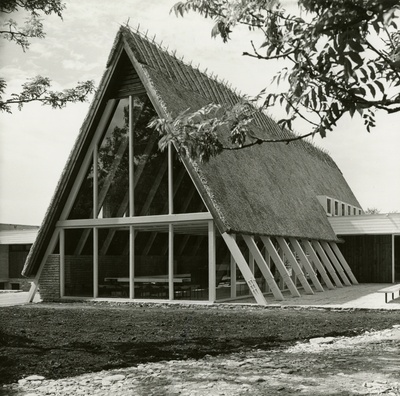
<box><xmin>341</xmin><ymin>203</ymin><xmax>345</xmax><ymax>216</ymax></box>
<box><xmin>326</xmin><ymin>198</ymin><xmax>332</xmax><ymax>214</ymax></box>
<box><xmin>68</xmin><ymin>157</ymin><xmax>94</xmax><ymax>219</ymax></box>
<box><xmin>64</xmin><ymin>228</ymin><xmax>93</xmax><ymax>297</ymax></box>
<box><xmin>348</xmin><ymin>205</ymin><xmax>351</xmax><ymax>216</ymax></box>
<box><xmin>134</xmin><ymin>101</ymin><xmax>168</xmax><ymax>216</ymax></box>
<box><xmin>334</xmin><ymin>201</ymin><xmax>339</xmax><ymax>216</ymax></box>
<box><xmin>173</xmin><ymin>151</ymin><xmax>207</xmax><ymax>213</ymax></box>
<box><xmin>134</xmin><ymin>230</ymin><xmax>169</xmax><ymax>299</ymax></box>
<box><xmin>98</xmin><ymin>227</ymin><xmax>129</xmax><ymax>298</ymax></box>
<box><xmin>353</xmin><ymin>208</ymin><xmax>357</xmax><ymax>215</ymax></box>
<box><xmin>97</xmin><ymin>99</ymin><xmax>130</xmax><ymax>218</ymax></box>
<box><xmin>174</xmin><ymin>231</ymin><xmax>209</xmax><ymax>301</ymax></box>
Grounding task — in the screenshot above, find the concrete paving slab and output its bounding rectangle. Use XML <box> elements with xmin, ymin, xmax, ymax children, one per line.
<box><xmin>232</xmin><ymin>284</ymin><xmax>400</xmax><ymax>310</ymax></box>
<box><xmin>0</xmin><ymin>291</ymin><xmax>41</xmax><ymax>307</ymax></box>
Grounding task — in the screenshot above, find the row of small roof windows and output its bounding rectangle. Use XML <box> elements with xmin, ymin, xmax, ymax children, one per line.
<box><xmin>317</xmin><ymin>196</ymin><xmax>363</xmax><ymax>217</ymax></box>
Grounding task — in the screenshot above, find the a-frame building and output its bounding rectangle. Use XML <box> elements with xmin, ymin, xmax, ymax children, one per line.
<box><xmin>23</xmin><ymin>27</ymin><xmax>362</xmax><ymax>305</ymax></box>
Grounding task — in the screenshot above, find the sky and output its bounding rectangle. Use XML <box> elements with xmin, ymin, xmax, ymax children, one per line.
<box><xmin>0</xmin><ymin>0</ymin><xmax>399</xmax><ymax>226</ymax></box>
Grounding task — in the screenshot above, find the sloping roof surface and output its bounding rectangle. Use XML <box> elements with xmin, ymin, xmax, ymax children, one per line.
<box><xmin>23</xmin><ymin>26</ymin><xmax>361</xmax><ymax>276</ymax></box>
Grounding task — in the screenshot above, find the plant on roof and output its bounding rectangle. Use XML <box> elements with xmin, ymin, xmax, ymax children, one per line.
<box><xmin>0</xmin><ymin>0</ymin><xmax>95</xmax><ymax>112</ymax></box>
<box><xmin>153</xmin><ymin>0</ymin><xmax>400</xmax><ymax>160</ymax></box>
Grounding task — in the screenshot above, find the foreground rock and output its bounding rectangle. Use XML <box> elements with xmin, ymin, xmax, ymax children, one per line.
<box><xmin>4</xmin><ymin>326</ymin><xmax>400</xmax><ymax>395</ymax></box>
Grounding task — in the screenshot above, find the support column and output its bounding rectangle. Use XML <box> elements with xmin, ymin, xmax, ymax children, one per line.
<box><xmin>321</xmin><ymin>241</ymin><xmax>351</xmax><ymax>285</ymax></box>
<box><xmin>129</xmin><ymin>95</ymin><xmax>134</xmax><ymax>217</ymax></box>
<box><xmin>222</xmin><ymin>233</ymin><xmax>267</xmax><ymax>306</ymax></box>
<box><xmin>243</xmin><ymin>235</ymin><xmax>283</xmax><ymax>301</ymax></box>
<box><xmin>302</xmin><ymin>239</ymin><xmax>335</xmax><ymax>290</ymax></box>
<box><xmin>230</xmin><ymin>235</ymin><xmax>237</xmax><ymax>299</ymax></box>
<box><xmin>168</xmin><ymin>224</ymin><xmax>174</xmax><ymax>300</ymax></box>
<box><xmin>60</xmin><ymin>229</ymin><xmax>65</xmax><ymax>298</ymax></box>
<box><xmin>329</xmin><ymin>242</ymin><xmax>358</xmax><ymax>284</ymax></box>
<box><xmin>129</xmin><ymin>226</ymin><xmax>135</xmax><ymax>299</ymax></box>
<box><xmin>289</xmin><ymin>238</ymin><xmax>324</xmax><ymax>292</ymax></box>
<box><xmin>208</xmin><ymin>221</ymin><xmax>216</xmax><ymax>303</ymax></box>
<box><xmin>261</xmin><ymin>236</ymin><xmax>300</xmax><ymax>297</ymax></box>
<box><xmin>312</xmin><ymin>241</ymin><xmax>343</xmax><ymax>287</ymax></box>
<box><xmin>277</xmin><ymin>237</ymin><xmax>314</xmax><ymax>294</ymax></box>
<box><xmin>93</xmin><ymin>227</ymin><xmax>98</xmax><ymax>298</ymax></box>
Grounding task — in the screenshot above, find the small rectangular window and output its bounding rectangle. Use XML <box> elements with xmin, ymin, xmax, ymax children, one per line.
<box><xmin>348</xmin><ymin>206</ymin><xmax>351</xmax><ymax>215</ymax></box>
<box><xmin>327</xmin><ymin>198</ymin><xmax>332</xmax><ymax>214</ymax></box>
<box><xmin>358</xmin><ymin>209</ymin><xmax>362</xmax><ymax>215</ymax></box>
<box><xmin>341</xmin><ymin>203</ymin><xmax>345</xmax><ymax>216</ymax></box>
<box><xmin>353</xmin><ymin>208</ymin><xmax>356</xmax><ymax>215</ymax></box>
<box><xmin>334</xmin><ymin>201</ymin><xmax>339</xmax><ymax>216</ymax></box>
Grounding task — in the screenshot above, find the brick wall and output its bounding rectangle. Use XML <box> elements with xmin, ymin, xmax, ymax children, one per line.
<box><xmin>39</xmin><ymin>255</ymin><xmax>61</xmax><ymax>301</ymax></box>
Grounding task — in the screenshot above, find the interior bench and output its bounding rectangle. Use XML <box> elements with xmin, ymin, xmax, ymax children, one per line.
<box><xmin>377</xmin><ymin>284</ymin><xmax>400</xmax><ymax>303</ymax></box>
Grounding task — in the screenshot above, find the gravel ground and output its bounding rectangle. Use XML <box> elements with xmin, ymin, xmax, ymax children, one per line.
<box><xmin>1</xmin><ymin>302</ymin><xmax>400</xmax><ymax>395</ymax></box>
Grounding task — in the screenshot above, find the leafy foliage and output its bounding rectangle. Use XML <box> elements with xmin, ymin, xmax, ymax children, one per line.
<box><xmin>159</xmin><ymin>0</ymin><xmax>400</xmax><ymax>160</ymax></box>
<box><xmin>0</xmin><ymin>0</ymin><xmax>95</xmax><ymax>112</ymax></box>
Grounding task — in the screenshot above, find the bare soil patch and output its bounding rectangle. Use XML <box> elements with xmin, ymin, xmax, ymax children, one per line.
<box><xmin>1</xmin><ymin>302</ymin><xmax>400</xmax><ymax>392</ymax></box>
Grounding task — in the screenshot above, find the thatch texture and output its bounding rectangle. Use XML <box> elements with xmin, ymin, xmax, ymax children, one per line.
<box><xmin>23</xmin><ymin>26</ymin><xmax>361</xmax><ymax>277</ymax></box>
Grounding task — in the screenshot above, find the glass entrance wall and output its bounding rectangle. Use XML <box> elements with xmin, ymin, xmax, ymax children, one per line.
<box><xmin>64</xmin><ymin>228</ymin><xmax>94</xmax><ymax>297</ymax></box>
<box><xmin>61</xmin><ymin>92</ymin><xmax>215</xmax><ymax>301</ymax></box>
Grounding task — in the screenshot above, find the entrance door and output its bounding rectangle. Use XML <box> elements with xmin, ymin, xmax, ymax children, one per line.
<box><xmin>395</xmin><ymin>236</ymin><xmax>400</xmax><ymax>282</ymax></box>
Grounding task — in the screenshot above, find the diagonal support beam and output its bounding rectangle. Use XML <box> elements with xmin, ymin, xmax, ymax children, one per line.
<box><xmin>276</xmin><ymin>237</ymin><xmax>314</xmax><ymax>294</ymax></box>
<box><xmin>242</xmin><ymin>235</ymin><xmax>284</xmax><ymax>301</ymax></box>
<box><xmin>329</xmin><ymin>242</ymin><xmax>358</xmax><ymax>285</ymax></box>
<box><xmin>302</xmin><ymin>239</ymin><xmax>335</xmax><ymax>290</ymax></box>
<box><xmin>311</xmin><ymin>241</ymin><xmax>343</xmax><ymax>287</ymax></box>
<box><xmin>289</xmin><ymin>238</ymin><xmax>324</xmax><ymax>292</ymax></box>
<box><xmin>261</xmin><ymin>236</ymin><xmax>300</xmax><ymax>297</ymax></box>
<box><xmin>222</xmin><ymin>233</ymin><xmax>267</xmax><ymax>306</ymax></box>
<box><xmin>320</xmin><ymin>241</ymin><xmax>351</xmax><ymax>286</ymax></box>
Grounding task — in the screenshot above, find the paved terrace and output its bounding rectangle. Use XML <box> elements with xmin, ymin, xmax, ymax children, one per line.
<box><xmin>234</xmin><ymin>283</ymin><xmax>400</xmax><ymax>310</ymax></box>
<box><xmin>1</xmin><ymin>284</ymin><xmax>399</xmax><ymax>310</ymax></box>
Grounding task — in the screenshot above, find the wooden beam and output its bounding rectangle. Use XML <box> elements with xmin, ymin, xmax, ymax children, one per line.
<box><xmin>208</xmin><ymin>221</ymin><xmax>216</xmax><ymax>302</ymax></box>
<box><xmin>58</xmin><ymin>212</ymin><xmax>212</xmax><ymax>228</ymax></box>
<box><xmin>222</xmin><ymin>233</ymin><xmax>267</xmax><ymax>306</ymax></box>
<box><xmin>230</xmin><ymin>234</ymin><xmax>237</xmax><ymax>298</ymax></box>
<box><xmin>93</xmin><ymin>227</ymin><xmax>98</xmax><ymax>298</ymax></box>
<box><xmin>276</xmin><ymin>237</ymin><xmax>314</xmax><ymax>294</ymax></box>
<box><xmin>320</xmin><ymin>241</ymin><xmax>351</xmax><ymax>286</ymax></box>
<box><xmin>311</xmin><ymin>240</ymin><xmax>343</xmax><ymax>287</ymax></box>
<box><xmin>169</xmin><ymin>224</ymin><xmax>174</xmax><ymax>300</ymax></box>
<box><xmin>302</xmin><ymin>239</ymin><xmax>335</xmax><ymax>290</ymax></box>
<box><xmin>289</xmin><ymin>238</ymin><xmax>324</xmax><ymax>292</ymax></box>
<box><xmin>60</xmin><ymin>229</ymin><xmax>65</xmax><ymax>298</ymax></box>
<box><xmin>329</xmin><ymin>242</ymin><xmax>359</xmax><ymax>285</ymax></box>
<box><xmin>261</xmin><ymin>236</ymin><xmax>300</xmax><ymax>297</ymax></box>
<box><xmin>243</xmin><ymin>235</ymin><xmax>284</xmax><ymax>301</ymax></box>
<box><xmin>129</xmin><ymin>226</ymin><xmax>135</xmax><ymax>299</ymax></box>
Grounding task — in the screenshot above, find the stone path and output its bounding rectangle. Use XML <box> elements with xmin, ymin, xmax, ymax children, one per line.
<box><xmin>5</xmin><ymin>326</ymin><xmax>400</xmax><ymax>395</ymax></box>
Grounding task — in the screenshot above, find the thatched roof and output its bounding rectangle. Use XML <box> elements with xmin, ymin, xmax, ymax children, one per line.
<box><xmin>23</xmin><ymin>26</ymin><xmax>361</xmax><ymax>277</ymax></box>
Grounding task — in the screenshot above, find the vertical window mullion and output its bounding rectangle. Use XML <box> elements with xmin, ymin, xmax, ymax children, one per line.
<box><xmin>60</xmin><ymin>228</ymin><xmax>65</xmax><ymax>298</ymax></box>
<box><xmin>129</xmin><ymin>95</ymin><xmax>134</xmax><ymax>217</ymax></box>
<box><xmin>93</xmin><ymin>146</ymin><xmax>98</xmax><ymax>219</ymax></box>
<box><xmin>130</xmin><ymin>225</ymin><xmax>135</xmax><ymax>299</ymax></box>
<box><xmin>93</xmin><ymin>227</ymin><xmax>98</xmax><ymax>298</ymax></box>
